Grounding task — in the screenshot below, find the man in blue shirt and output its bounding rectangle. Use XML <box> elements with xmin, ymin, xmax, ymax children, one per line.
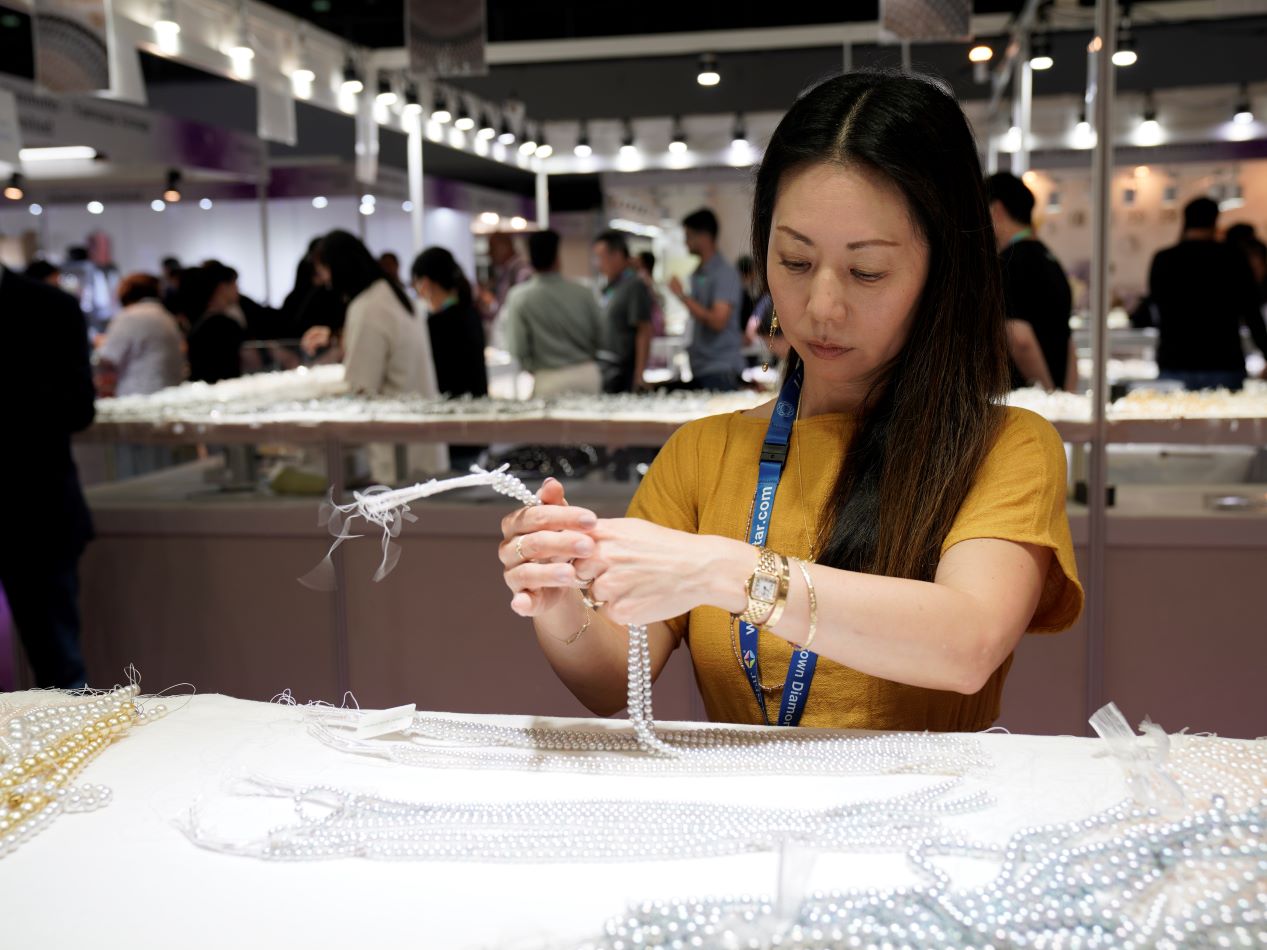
<box><xmin>669</xmin><ymin>208</ymin><xmax>746</xmax><ymax>391</ymax></box>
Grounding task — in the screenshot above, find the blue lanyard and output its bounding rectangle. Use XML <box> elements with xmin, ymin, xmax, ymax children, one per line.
<box><xmin>737</xmin><ymin>364</ymin><xmax>819</xmax><ymax>726</ymax></box>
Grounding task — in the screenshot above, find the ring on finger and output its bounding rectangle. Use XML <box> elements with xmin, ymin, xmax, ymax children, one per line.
<box><xmin>581</xmin><ymin>588</ymin><xmax>606</xmax><ymax>609</ymax></box>
<box><xmin>515</xmin><ymin>535</ymin><xmax>530</xmax><ymax>564</ymax></box>
<box><xmin>576</xmin><ymin>573</ymin><xmax>595</xmax><ymax>585</ymax></box>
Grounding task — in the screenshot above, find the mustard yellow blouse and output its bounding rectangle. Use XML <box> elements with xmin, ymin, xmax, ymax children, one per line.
<box><xmin>626</xmin><ymin>406</ymin><xmax>1084</xmax><ymax>732</ymax></box>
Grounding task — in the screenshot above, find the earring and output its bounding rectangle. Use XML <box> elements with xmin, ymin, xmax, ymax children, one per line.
<box><xmin>763</xmin><ymin>307</ymin><xmax>779</xmax><ymax>372</ymax></box>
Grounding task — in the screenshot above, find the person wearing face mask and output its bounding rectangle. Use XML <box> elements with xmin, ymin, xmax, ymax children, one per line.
<box><xmin>410</xmin><ymin>247</ymin><xmax>488</xmax><ymax>400</ymax></box>
<box><xmin>497</xmin><ymin>71</ymin><xmax>1083</xmax><ymax>732</ymax></box>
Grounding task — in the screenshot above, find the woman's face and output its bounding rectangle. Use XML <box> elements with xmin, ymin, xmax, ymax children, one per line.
<box><xmin>767</xmin><ymin>162</ymin><xmax>929</xmax><ymax>396</ymax></box>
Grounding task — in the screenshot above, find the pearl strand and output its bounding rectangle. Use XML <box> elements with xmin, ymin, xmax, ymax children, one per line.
<box><xmin>0</xmin><ymin>685</ymin><xmax>166</xmax><ymax>859</ymax></box>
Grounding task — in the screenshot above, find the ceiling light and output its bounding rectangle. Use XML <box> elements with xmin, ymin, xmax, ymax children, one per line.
<box><xmin>402</xmin><ymin>200</ymin><xmax>413</xmax><ymax>212</ymax></box>
<box><xmin>731</xmin><ymin>113</ymin><xmax>748</xmax><ymax>148</ymax></box>
<box><xmin>1029</xmin><ymin>32</ymin><xmax>1053</xmax><ymax>71</ymax></box>
<box><xmin>498</xmin><ymin>120</ymin><xmax>516</xmax><ymax>146</ymax></box>
<box><xmin>477</xmin><ymin>113</ymin><xmax>496</xmax><ymax>140</ymax></box>
<box><xmin>376</xmin><ymin>76</ymin><xmax>397</xmax><ymax>106</ymax></box>
<box><xmin>227</xmin><ymin>3</ymin><xmax>253</xmax><ymax>62</ymax></box>
<box><xmin>87</xmin><ymin>201</ymin><xmax>104</xmax><ymax>215</ymax></box>
<box><xmin>510</xmin><ymin>216</ymin><xmax>527</xmax><ymax>230</ymax></box>
<box><xmin>968</xmin><ymin>44</ymin><xmax>993</xmax><ymax>63</ymax></box>
<box><xmin>292</xmin><ymin>67</ymin><xmax>315</xmax><ymax>84</ymax></box>
<box><xmin>431</xmin><ymin>90</ymin><xmax>451</xmax><ymax>124</ymax></box>
<box><xmin>340</xmin><ymin>57</ymin><xmax>363</xmax><ymax>95</ymax></box>
<box><xmin>697</xmin><ymin>53</ymin><xmax>720</xmax><ymax>87</ymax></box>
<box><xmin>4</xmin><ymin>174</ymin><xmax>23</xmax><ymax>201</ymax></box>
<box><xmin>669</xmin><ymin>117</ymin><xmax>687</xmax><ymax>154</ymax></box>
<box><xmin>154</xmin><ymin>0</ymin><xmax>180</xmax><ymax>50</ymax></box>
<box><xmin>403</xmin><ymin>84</ymin><xmax>423</xmax><ymax>118</ymax></box>
<box><xmin>480</xmin><ymin>211</ymin><xmax>500</xmax><ymax>225</ymax></box>
<box><xmin>620</xmin><ymin>120</ymin><xmax>637</xmax><ymax>157</ymax></box>
<box><xmin>28</xmin><ymin>203</ymin><xmax>42</xmax><ymax>216</ymax></box>
<box><xmin>199</xmin><ymin>198</ymin><xmax>213</xmax><ymax>210</ymax></box>
<box><xmin>312</xmin><ymin>196</ymin><xmax>328</xmax><ymax>209</ymax></box>
<box><xmin>1233</xmin><ymin>84</ymin><xmax>1254</xmax><ymax>125</ymax></box>
<box><xmin>454</xmin><ymin>101</ymin><xmax>475</xmax><ymax>131</ymax></box>
<box><xmin>151</xmin><ymin>199</ymin><xmax>166</xmax><ymax>212</ymax></box>
<box><xmin>535</xmin><ymin>134</ymin><xmax>553</xmax><ymax>158</ymax></box>
<box><xmin>19</xmin><ymin>146</ymin><xmax>97</xmax><ymax>162</ymax></box>
<box><xmin>574</xmin><ymin>121</ymin><xmax>591</xmax><ymax>157</ymax></box>
<box><xmin>162</xmin><ymin>168</ymin><xmax>182</xmax><ymax>203</ymax></box>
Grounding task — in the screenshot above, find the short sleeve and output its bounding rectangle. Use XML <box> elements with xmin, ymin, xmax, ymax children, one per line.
<box><xmin>941</xmin><ymin>408</ymin><xmax>1084</xmax><ymax>634</ymax></box>
<box><xmin>628</xmin><ymin>282</ymin><xmax>652</xmax><ymax>328</ymax></box>
<box><xmin>626</xmin><ymin>419</ymin><xmax>706</xmax><ymax>640</ymax></box>
<box><xmin>715</xmin><ymin>265</ymin><xmax>743</xmax><ymax>315</ymax></box>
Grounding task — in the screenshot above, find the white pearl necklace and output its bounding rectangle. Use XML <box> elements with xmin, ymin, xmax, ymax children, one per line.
<box><xmin>0</xmin><ymin>685</ymin><xmax>167</xmax><ymax>858</ymax></box>
<box><xmin>180</xmin><ymin>775</ymin><xmax>993</xmax><ymax>863</ymax></box>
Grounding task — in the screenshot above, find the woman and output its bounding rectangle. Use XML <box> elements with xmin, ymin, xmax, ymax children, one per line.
<box><xmin>184</xmin><ymin>263</ymin><xmax>245</xmax><ymax>384</ymax></box>
<box><xmin>96</xmin><ymin>273</ymin><xmax>183</xmax><ymax>397</ymax></box>
<box><xmin>311</xmin><ymin>230</ymin><xmax>447</xmax><ymax>478</ymax></box>
<box><xmin>498</xmin><ymin>71</ymin><xmax>1083</xmax><ymax>732</ymax></box>
<box><xmin>410</xmin><ymin>247</ymin><xmax>488</xmax><ymax>399</ymax></box>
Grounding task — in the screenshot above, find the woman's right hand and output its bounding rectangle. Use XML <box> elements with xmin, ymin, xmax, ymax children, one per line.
<box><xmin>499</xmin><ymin>478</ymin><xmax>597</xmax><ymax>617</ymax></box>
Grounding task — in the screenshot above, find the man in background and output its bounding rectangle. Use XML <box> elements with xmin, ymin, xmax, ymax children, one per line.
<box><xmin>593</xmin><ymin>230</ymin><xmax>654</xmax><ymax>393</ymax></box>
<box><xmin>1148</xmin><ymin>197</ymin><xmax>1267</xmax><ymax>390</ymax></box>
<box><xmin>668</xmin><ymin>208</ymin><xmax>745</xmax><ymax>391</ymax></box>
<box><xmin>502</xmin><ymin>230</ymin><xmax>603</xmax><ymax>397</ymax></box>
<box><xmin>986</xmin><ymin>172</ymin><xmax>1075</xmax><ymax>392</ymax></box>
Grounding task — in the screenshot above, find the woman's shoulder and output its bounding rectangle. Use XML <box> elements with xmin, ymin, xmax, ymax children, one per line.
<box><xmin>982</xmin><ymin>405</ymin><xmax>1067</xmax><ymax>473</ymax></box>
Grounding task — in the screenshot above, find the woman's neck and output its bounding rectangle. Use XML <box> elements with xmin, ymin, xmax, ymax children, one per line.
<box><xmin>797</xmin><ymin>366</ymin><xmax>868</xmax><ymax>417</ymax></box>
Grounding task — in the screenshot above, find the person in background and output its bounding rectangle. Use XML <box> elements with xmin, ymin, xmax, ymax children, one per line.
<box><xmin>184</xmin><ymin>263</ymin><xmax>246</xmax><ymax>384</ymax></box>
<box><xmin>0</xmin><ymin>266</ymin><xmax>95</xmax><ymax>689</ymax></box>
<box><xmin>736</xmin><ymin>254</ymin><xmax>759</xmax><ymax>333</ymax></box>
<box><xmin>160</xmin><ymin>256</ymin><xmax>182</xmax><ymax>313</ymax></box>
<box><xmin>593</xmin><ymin>230</ymin><xmax>654</xmax><ymax>393</ymax></box>
<box><xmin>411</xmin><ymin>247</ymin><xmax>488</xmax><ymax>400</ymax></box>
<box><xmin>633</xmin><ymin>250</ymin><xmax>667</xmax><ymax>339</ymax></box>
<box><xmin>63</xmin><ymin>231</ymin><xmax>120</xmax><ymax>338</ymax></box>
<box><xmin>986</xmin><ymin>172</ymin><xmax>1075</xmax><ymax>393</ymax></box>
<box><xmin>478</xmin><ymin>232</ymin><xmax>532</xmax><ymax>344</ymax></box>
<box><xmin>308</xmin><ymin>230</ymin><xmax>447</xmax><ymax>478</ymax></box>
<box><xmin>412</xmin><ymin>247</ymin><xmax>488</xmax><ymax>469</ymax></box>
<box><xmin>201</xmin><ymin>258</ymin><xmax>282</xmax><ymax>342</ymax></box>
<box><xmin>668</xmin><ymin>208</ymin><xmax>746</xmax><ymax>391</ymax></box>
<box><xmin>95</xmin><ymin>273</ymin><xmax>184</xmax><ymax>397</ymax></box>
<box><xmin>23</xmin><ymin>259</ymin><xmax>61</xmax><ymax>287</ymax></box>
<box><xmin>1148</xmin><ymin>197</ymin><xmax>1267</xmax><ymax>391</ymax></box>
<box><xmin>501</xmin><ymin>230</ymin><xmax>603</xmax><ymax>398</ymax></box>
<box><xmin>379</xmin><ymin>251</ymin><xmax>404</xmax><ymax>292</ymax></box>
<box><xmin>283</xmin><ymin>238</ymin><xmax>346</xmax><ymax>344</ymax></box>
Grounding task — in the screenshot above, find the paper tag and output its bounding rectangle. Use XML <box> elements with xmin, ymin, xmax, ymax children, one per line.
<box><xmin>353</xmin><ymin>704</ymin><xmax>416</xmax><ymax>739</ymax></box>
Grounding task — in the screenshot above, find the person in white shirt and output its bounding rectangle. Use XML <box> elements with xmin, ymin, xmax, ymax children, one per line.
<box><xmin>96</xmin><ymin>273</ymin><xmax>184</xmax><ymax>397</ymax></box>
<box><xmin>307</xmin><ymin>230</ymin><xmax>448</xmax><ymax>480</ymax></box>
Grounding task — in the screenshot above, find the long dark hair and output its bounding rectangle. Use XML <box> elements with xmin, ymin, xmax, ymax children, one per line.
<box><xmin>410</xmin><ymin>246</ymin><xmax>473</xmax><ymax>309</ymax></box>
<box><xmin>752</xmin><ymin>70</ymin><xmax>1009</xmax><ymax>582</ymax></box>
<box><xmin>314</xmin><ymin>230</ymin><xmax>412</xmax><ymax>312</ymax></box>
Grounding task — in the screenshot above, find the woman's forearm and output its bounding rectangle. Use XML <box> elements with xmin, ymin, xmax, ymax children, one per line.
<box><xmin>532</xmin><ymin>591</ymin><xmax>636</xmax><ymax>716</ymax></box>
<box><xmin>697</xmin><ymin>537</ymin><xmax>1024</xmax><ymax>695</ymax></box>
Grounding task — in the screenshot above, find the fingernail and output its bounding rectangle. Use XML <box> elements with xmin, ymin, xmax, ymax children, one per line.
<box><xmin>578</xmin><ymin>511</ymin><xmax>597</xmax><ymax>526</ymax></box>
<box><xmin>556</xmin><ymin>567</ymin><xmax>573</xmax><ymax>582</ymax></box>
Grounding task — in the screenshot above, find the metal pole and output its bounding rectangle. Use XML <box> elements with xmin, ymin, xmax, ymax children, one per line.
<box><xmin>1016</xmin><ymin>47</ymin><xmax>1033</xmax><ymax>175</ymax></box>
<box><xmin>842</xmin><ymin>40</ymin><xmax>853</xmax><ymax>73</ymax></box>
<box><xmin>535</xmin><ymin>168</ymin><xmax>549</xmax><ymax>229</ymax></box>
<box><xmin>408</xmin><ymin>124</ymin><xmax>425</xmax><ymax>256</ymax></box>
<box><xmin>257</xmin><ymin>143</ymin><xmax>272</xmax><ymax>304</ymax></box>
<box><xmin>900</xmin><ymin>41</ymin><xmax>911</xmax><ymax>72</ymax></box>
<box><xmin>1085</xmin><ymin>0</ymin><xmax>1116</xmax><ymax>731</ymax></box>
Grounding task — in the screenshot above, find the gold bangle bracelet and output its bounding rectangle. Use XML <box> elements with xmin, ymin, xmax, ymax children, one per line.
<box><xmin>794</xmin><ymin>558</ymin><xmax>818</xmax><ymax>651</ymax></box>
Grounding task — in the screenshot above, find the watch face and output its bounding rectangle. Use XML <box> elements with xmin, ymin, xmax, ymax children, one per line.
<box><xmin>752</xmin><ymin>576</ymin><xmax>778</xmax><ymax>602</ymax></box>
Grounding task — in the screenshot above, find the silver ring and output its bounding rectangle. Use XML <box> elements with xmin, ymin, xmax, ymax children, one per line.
<box><xmin>515</xmin><ymin>536</ymin><xmax>529</xmax><ymax>564</ymax></box>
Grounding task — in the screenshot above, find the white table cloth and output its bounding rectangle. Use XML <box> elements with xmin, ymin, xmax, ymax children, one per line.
<box><xmin>0</xmin><ymin>692</ymin><xmax>1186</xmax><ymax>948</ymax></box>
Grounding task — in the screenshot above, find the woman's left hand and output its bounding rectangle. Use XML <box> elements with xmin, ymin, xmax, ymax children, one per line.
<box><xmin>573</xmin><ymin>518</ymin><xmax>747</xmax><ymax>626</ymax></box>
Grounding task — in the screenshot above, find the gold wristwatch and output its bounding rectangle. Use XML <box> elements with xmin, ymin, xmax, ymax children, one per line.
<box><xmin>738</xmin><ymin>547</ymin><xmax>790</xmax><ymax>628</ymax></box>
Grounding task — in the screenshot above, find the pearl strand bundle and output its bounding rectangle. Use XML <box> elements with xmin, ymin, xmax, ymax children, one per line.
<box><xmin>581</xmin><ymin>735</ymin><xmax>1267</xmax><ymax>950</ymax></box>
<box><xmin>179</xmin><ymin>775</ymin><xmax>992</xmax><ymax>863</ymax></box>
<box><xmin>0</xmin><ymin>685</ymin><xmax>167</xmax><ymax>858</ymax></box>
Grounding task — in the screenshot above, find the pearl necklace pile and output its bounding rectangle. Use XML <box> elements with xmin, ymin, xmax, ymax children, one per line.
<box><xmin>581</xmin><ymin>735</ymin><xmax>1267</xmax><ymax>949</ymax></box>
<box><xmin>305</xmin><ymin>705</ymin><xmax>989</xmax><ymax>777</ymax></box>
<box><xmin>0</xmin><ymin>685</ymin><xmax>167</xmax><ymax>858</ymax></box>
<box><xmin>180</xmin><ymin>776</ymin><xmax>992</xmax><ymax>863</ymax></box>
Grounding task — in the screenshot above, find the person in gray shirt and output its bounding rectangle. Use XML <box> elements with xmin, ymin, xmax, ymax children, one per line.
<box><xmin>593</xmin><ymin>230</ymin><xmax>653</xmax><ymax>393</ymax></box>
<box><xmin>668</xmin><ymin>208</ymin><xmax>746</xmax><ymax>390</ymax></box>
<box><xmin>502</xmin><ymin>231</ymin><xmax>604</xmax><ymax>397</ymax></box>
